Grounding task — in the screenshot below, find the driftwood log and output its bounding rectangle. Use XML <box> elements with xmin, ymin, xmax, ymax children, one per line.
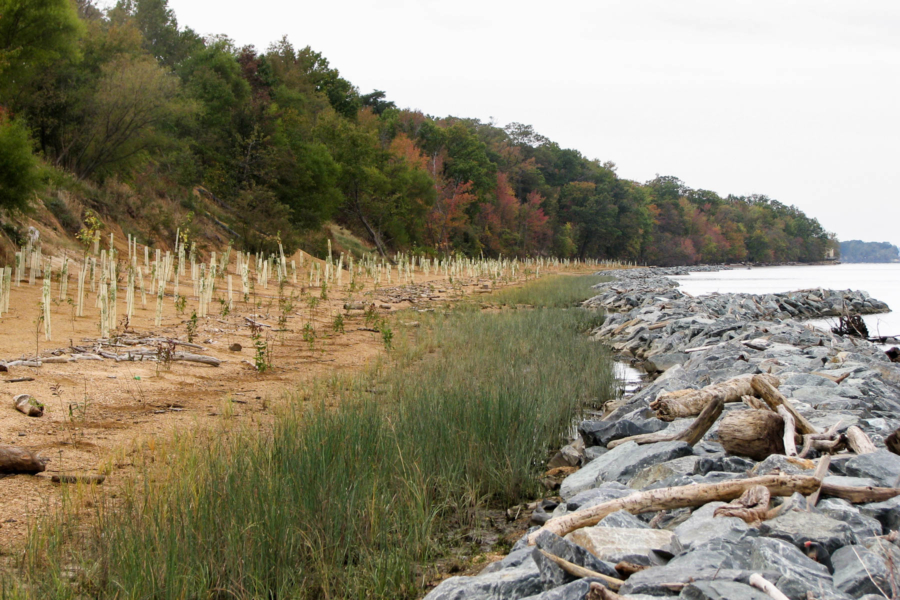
<box><xmin>650</xmin><ymin>374</ymin><xmax>779</xmax><ymax>421</ymax></box>
<box><xmin>805</xmin><ymin>456</ymin><xmax>832</xmax><ymax>509</ymax></box>
<box><xmin>821</xmin><ymin>483</ymin><xmax>900</xmax><ymax>503</ymax></box>
<box><xmin>528</xmin><ymin>475</ymin><xmax>822</xmax><ymax>544</ymax></box>
<box><xmin>845</xmin><ymin>426</ymin><xmax>877</xmax><ymax>455</ymax></box>
<box><xmin>718</xmin><ymin>409</ymin><xmax>786</xmax><ymax>460</ymax></box>
<box><xmin>14</xmin><ymin>394</ymin><xmax>43</xmax><ymax>417</ymax></box>
<box><xmin>750</xmin><ymin>375</ymin><xmax>817</xmax><ymax>435</ymax></box>
<box><xmin>607</xmin><ymin>398</ymin><xmax>724</xmax><ymax>449</ymax></box>
<box><xmin>0</xmin><ymin>447</ymin><xmax>47</xmax><ymax>474</ymax></box>
<box><xmin>776</xmin><ymin>406</ymin><xmax>797</xmax><ymax>457</ymax></box>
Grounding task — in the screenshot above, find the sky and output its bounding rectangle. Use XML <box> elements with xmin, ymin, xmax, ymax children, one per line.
<box><xmin>160</xmin><ymin>0</ymin><xmax>900</xmax><ymax>246</ymax></box>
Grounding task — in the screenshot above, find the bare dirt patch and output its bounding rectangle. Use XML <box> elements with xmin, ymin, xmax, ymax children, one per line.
<box><xmin>0</xmin><ymin>253</ymin><xmax>595</xmax><ymax>553</ymax></box>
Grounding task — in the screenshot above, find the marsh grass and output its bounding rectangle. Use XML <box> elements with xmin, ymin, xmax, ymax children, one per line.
<box><xmin>14</xmin><ymin>284</ymin><xmax>614</xmax><ymax>599</ymax></box>
<box><xmin>489</xmin><ymin>274</ymin><xmax>606</xmax><ymax>308</ymax></box>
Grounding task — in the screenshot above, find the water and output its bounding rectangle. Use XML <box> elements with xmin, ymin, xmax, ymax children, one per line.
<box><xmin>669</xmin><ymin>263</ymin><xmax>900</xmax><ymax>340</ymax></box>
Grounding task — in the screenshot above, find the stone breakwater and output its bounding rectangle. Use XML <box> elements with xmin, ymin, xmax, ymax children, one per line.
<box><xmin>425</xmin><ymin>266</ymin><xmax>900</xmax><ymax>600</ymax></box>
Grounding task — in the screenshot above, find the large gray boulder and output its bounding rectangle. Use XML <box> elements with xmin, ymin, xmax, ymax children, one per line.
<box><xmin>563</xmin><ymin>483</ymin><xmax>635</xmax><ymax>512</ymax></box>
<box><xmin>558</xmin><ymin>441</ymin><xmax>692</xmax><ymax>498</ymax></box>
<box><xmin>578</xmin><ymin>417</ymin><xmax>666</xmax><ymax>447</ymax></box>
<box><xmin>832</xmin><ymin>545</ymin><xmax>890</xmax><ymax>597</ymax></box>
<box><xmin>531</xmin><ymin>530</ymin><xmax>618</xmax><ymax>591</ymax></box>
<box><xmin>750</xmin><ymin>537</ymin><xmax>847</xmax><ymax>600</ymax></box>
<box><xmin>860</xmin><ymin>495</ymin><xmax>900</xmax><ymax>532</ymax></box>
<box><xmin>758</xmin><ymin>510</ymin><xmax>855</xmax><ymax>553</ymax></box>
<box><xmin>629</xmin><ymin>456</ymin><xmax>701</xmax><ymax>490</ymax></box>
<box><xmin>844</xmin><ymin>450</ymin><xmax>900</xmax><ymax>487</ymax></box>
<box><xmin>596</xmin><ymin>509</ymin><xmax>649</xmax><ymax>529</ymax></box>
<box><xmin>423</xmin><ymin>560</ymin><xmax>542</xmax><ymax>599</ymax></box>
<box><xmin>519</xmin><ymin>578</ymin><xmax>610</xmax><ymax>600</ymax></box>
<box><xmin>619</xmin><ymin>566</ymin><xmax>777</xmax><ymax>597</ymax></box>
<box><xmin>674</xmin><ymin>502</ymin><xmax>757</xmax><ymax>550</ymax></box>
<box><xmin>817</xmin><ymin>498</ymin><xmax>883</xmax><ymax>541</ymax></box>
<box><xmin>679</xmin><ymin>580</ymin><xmax>770</xmax><ymax>600</ymax></box>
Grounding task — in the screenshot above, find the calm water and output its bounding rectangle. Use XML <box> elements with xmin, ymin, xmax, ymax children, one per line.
<box><xmin>669</xmin><ymin>263</ymin><xmax>900</xmax><ymax>340</ymax></box>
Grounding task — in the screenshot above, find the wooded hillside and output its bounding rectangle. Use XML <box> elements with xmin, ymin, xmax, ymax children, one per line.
<box><xmin>0</xmin><ymin>0</ymin><xmax>837</xmax><ymax>264</ymax></box>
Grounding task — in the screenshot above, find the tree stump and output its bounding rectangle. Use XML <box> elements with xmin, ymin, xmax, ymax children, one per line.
<box><xmin>718</xmin><ymin>409</ymin><xmax>785</xmax><ymax>460</ymax></box>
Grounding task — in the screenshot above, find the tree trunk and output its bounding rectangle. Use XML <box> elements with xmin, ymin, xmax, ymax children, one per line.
<box><xmin>718</xmin><ymin>409</ymin><xmax>785</xmax><ymax>461</ymax></box>
<box><xmin>0</xmin><ymin>447</ymin><xmax>47</xmax><ymax>474</ymax></box>
<box><xmin>528</xmin><ymin>474</ymin><xmax>821</xmax><ymax>544</ymax></box>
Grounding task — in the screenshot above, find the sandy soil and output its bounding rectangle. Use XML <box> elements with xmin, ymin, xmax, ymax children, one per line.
<box><xmin>0</xmin><ymin>250</ymin><xmax>589</xmax><ymax>554</ymax></box>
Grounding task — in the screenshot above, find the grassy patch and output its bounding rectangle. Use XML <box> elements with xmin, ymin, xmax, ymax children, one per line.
<box><xmin>489</xmin><ymin>274</ymin><xmax>606</xmax><ymax>308</ymax></box>
<box><xmin>15</xmin><ymin>289</ymin><xmax>614</xmax><ymax>599</ymax></box>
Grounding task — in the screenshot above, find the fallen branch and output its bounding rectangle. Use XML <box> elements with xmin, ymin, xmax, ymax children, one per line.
<box><xmin>749</xmin><ymin>573</ymin><xmax>790</xmax><ymax>600</ymax></box>
<box><xmin>537</xmin><ymin>549</ymin><xmax>623</xmax><ymax>590</ymax></box>
<box><xmin>776</xmin><ymin>406</ymin><xmax>797</xmax><ymax>457</ymax></box>
<box><xmin>821</xmin><ymin>482</ymin><xmax>900</xmax><ymax>503</ymax></box>
<box><xmin>608</xmin><ymin>397</ymin><xmax>724</xmax><ymax>448</ymax></box>
<box><xmin>805</xmin><ymin>455</ymin><xmax>832</xmax><ymax>509</ymax></box>
<box><xmin>751</xmin><ymin>375</ymin><xmax>817</xmax><ymax>435</ymax></box>
<box><xmin>529</xmin><ymin>475</ymin><xmax>821</xmax><ymax>544</ymax></box>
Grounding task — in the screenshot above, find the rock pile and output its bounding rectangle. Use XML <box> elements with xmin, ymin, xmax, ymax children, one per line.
<box><xmin>425</xmin><ymin>266</ymin><xmax>900</xmax><ymax>600</ymax></box>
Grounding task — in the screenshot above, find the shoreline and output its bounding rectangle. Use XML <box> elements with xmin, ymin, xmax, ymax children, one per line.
<box><xmin>426</xmin><ymin>265</ymin><xmax>900</xmax><ymax>600</ymax></box>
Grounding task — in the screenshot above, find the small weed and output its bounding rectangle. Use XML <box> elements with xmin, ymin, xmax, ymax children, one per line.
<box><xmin>175</xmin><ymin>294</ymin><xmax>187</xmax><ymax>315</ymax></box>
<box><xmin>364</xmin><ymin>304</ymin><xmax>378</xmax><ymax>328</ymax></box>
<box><xmin>186</xmin><ymin>311</ymin><xmax>198</xmax><ymax>343</ymax></box>
<box><xmin>380</xmin><ymin>321</ymin><xmax>393</xmax><ymax>350</ymax></box>
<box><xmin>332</xmin><ymin>313</ymin><xmax>345</xmax><ymax>334</ymax></box>
<box><xmin>251</xmin><ymin>324</ymin><xmax>271</xmax><ymax>373</ymax></box>
<box><xmin>303</xmin><ymin>322</ymin><xmax>316</xmax><ymax>349</ymax></box>
<box><xmin>219</xmin><ymin>298</ymin><xmax>230</xmax><ymax>318</ymax></box>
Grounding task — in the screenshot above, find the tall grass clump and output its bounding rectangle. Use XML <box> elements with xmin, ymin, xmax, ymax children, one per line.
<box><xmin>17</xmin><ymin>295</ymin><xmax>615</xmax><ymax>599</ymax></box>
<box><xmin>490</xmin><ymin>274</ymin><xmax>605</xmax><ymax>307</ymax></box>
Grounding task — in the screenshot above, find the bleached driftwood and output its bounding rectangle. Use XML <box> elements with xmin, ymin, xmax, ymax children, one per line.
<box><xmin>845</xmin><ymin>426</ymin><xmax>877</xmax><ymax>455</ymax></box>
<box><xmin>529</xmin><ymin>475</ymin><xmax>821</xmax><ymax>544</ymax></box>
<box><xmin>718</xmin><ymin>409</ymin><xmax>785</xmax><ymax>461</ymax></box>
<box><xmin>650</xmin><ymin>374</ymin><xmax>779</xmax><ymax>421</ymax></box>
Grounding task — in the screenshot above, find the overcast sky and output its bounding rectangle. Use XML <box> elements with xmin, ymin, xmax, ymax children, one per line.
<box><xmin>162</xmin><ymin>0</ymin><xmax>900</xmax><ymax>246</ymax></box>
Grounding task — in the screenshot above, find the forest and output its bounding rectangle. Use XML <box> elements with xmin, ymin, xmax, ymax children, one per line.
<box><xmin>840</xmin><ymin>240</ymin><xmax>900</xmax><ymax>263</ymax></box>
<box><xmin>0</xmin><ymin>0</ymin><xmax>837</xmax><ymax>265</ymax></box>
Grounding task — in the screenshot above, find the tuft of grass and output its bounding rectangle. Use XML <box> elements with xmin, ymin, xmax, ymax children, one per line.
<box><xmin>15</xmin><ymin>287</ymin><xmax>614</xmax><ymax>599</ymax></box>
<box><xmin>490</xmin><ymin>274</ymin><xmax>606</xmax><ymax>308</ymax></box>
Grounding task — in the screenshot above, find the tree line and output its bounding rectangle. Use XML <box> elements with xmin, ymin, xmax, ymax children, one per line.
<box><xmin>0</xmin><ymin>0</ymin><xmax>836</xmax><ymax>263</ymax></box>
<box><xmin>840</xmin><ymin>240</ymin><xmax>900</xmax><ymax>263</ymax></box>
